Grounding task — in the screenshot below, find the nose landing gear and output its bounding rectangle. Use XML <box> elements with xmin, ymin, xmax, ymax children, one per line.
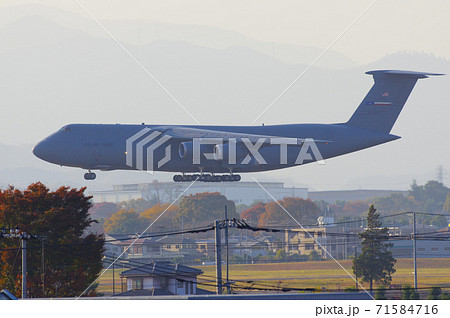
<box><xmin>84</xmin><ymin>171</ymin><xmax>96</xmax><ymax>180</ymax></box>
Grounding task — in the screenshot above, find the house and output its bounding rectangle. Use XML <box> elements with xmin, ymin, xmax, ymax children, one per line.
<box><xmin>285</xmin><ymin>226</ymin><xmax>352</xmax><ymax>260</ymax></box>
<box><xmin>120</xmin><ymin>237</ymin><xmax>163</xmax><ymax>260</ymax></box>
<box><xmin>116</xmin><ymin>261</ymin><xmax>211</xmax><ymax>296</ymax></box>
<box><xmin>196</xmin><ymin>235</ymin><xmax>271</xmax><ymax>260</ymax></box>
<box><xmin>104</xmin><ymin>233</ymin><xmax>133</xmax><ymax>256</ymax></box>
<box><xmin>157</xmin><ymin>236</ymin><xmax>202</xmax><ymax>263</ymax></box>
<box><xmin>0</xmin><ymin>289</ymin><xmax>17</xmax><ymax>300</ymax></box>
<box><xmin>196</xmin><ymin>239</ymin><xmax>216</xmax><ymax>257</ymax></box>
<box><xmin>232</xmin><ymin>239</ymin><xmax>269</xmax><ymax>258</ymax></box>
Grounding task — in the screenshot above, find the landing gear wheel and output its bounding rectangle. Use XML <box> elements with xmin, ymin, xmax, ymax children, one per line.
<box><xmin>84</xmin><ymin>172</ymin><xmax>96</xmax><ymax>180</ymax></box>
<box><xmin>173</xmin><ymin>175</ymin><xmax>181</xmax><ymax>182</ymax></box>
<box><xmin>173</xmin><ymin>173</ymin><xmax>241</xmax><ymax>182</ymax></box>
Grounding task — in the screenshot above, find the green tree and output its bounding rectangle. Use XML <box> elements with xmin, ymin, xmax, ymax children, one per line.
<box><xmin>0</xmin><ymin>183</ymin><xmax>104</xmax><ymax>298</ymax></box>
<box><xmin>308</xmin><ymin>250</ymin><xmax>322</xmax><ymax>261</ymax></box>
<box><xmin>402</xmin><ymin>284</ymin><xmax>414</xmax><ymax>300</ymax></box>
<box><xmin>411</xmin><ymin>288</ymin><xmax>420</xmax><ymax>300</ymax></box>
<box><xmin>427</xmin><ymin>287</ymin><xmax>442</xmax><ymax>300</ymax></box>
<box><xmin>430</xmin><ymin>215</ymin><xmax>448</xmax><ymax>228</ymax></box>
<box><xmin>374</xmin><ymin>286</ymin><xmax>387</xmax><ymax>300</ymax></box>
<box><xmin>441</xmin><ymin>292</ymin><xmax>450</xmax><ymax>300</ymax></box>
<box><xmin>409</xmin><ymin>180</ymin><xmax>449</xmax><ymax>212</ymax></box>
<box><xmin>275</xmin><ymin>249</ymin><xmax>287</xmax><ymax>261</ymax></box>
<box><xmin>401</xmin><ymin>283</ymin><xmax>419</xmax><ymax>300</ymax></box>
<box><xmin>443</xmin><ymin>193</ymin><xmax>450</xmax><ymax>213</ymax></box>
<box><xmin>352</xmin><ymin>205</ymin><xmax>396</xmax><ymax>292</ymax></box>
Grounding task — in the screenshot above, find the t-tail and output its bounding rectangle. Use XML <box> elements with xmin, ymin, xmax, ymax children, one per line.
<box><xmin>345</xmin><ymin>70</ymin><xmax>443</xmax><ymax>133</ymax></box>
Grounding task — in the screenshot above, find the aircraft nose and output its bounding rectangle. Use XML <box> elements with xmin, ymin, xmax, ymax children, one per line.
<box><xmin>32</xmin><ymin>139</ymin><xmax>51</xmax><ymax>161</ymax></box>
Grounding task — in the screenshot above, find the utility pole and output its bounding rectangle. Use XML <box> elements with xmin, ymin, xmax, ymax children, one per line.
<box><xmin>412</xmin><ymin>212</ymin><xmax>418</xmax><ymax>290</ymax></box>
<box><xmin>112</xmin><ymin>252</ymin><xmax>116</xmax><ymax>296</ymax></box>
<box><xmin>0</xmin><ymin>229</ymin><xmax>31</xmax><ymax>299</ymax></box>
<box><xmin>22</xmin><ymin>238</ymin><xmax>27</xmax><ymax>299</ymax></box>
<box><xmin>214</xmin><ymin>220</ymin><xmax>223</xmax><ymax>295</ymax></box>
<box><xmin>224</xmin><ymin>206</ymin><xmax>230</xmax><ymax>294</ymax></box>
<box><xmin>353</xmin><ymin>245</ymin><xmax>358</xmax><ymax>291</ymax></box>
<box><xmin>41</xmin><ymin>239</ymin><xmax>45</xmax><ymax>296</ymax></box>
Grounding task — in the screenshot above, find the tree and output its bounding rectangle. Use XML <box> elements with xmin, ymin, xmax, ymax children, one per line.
<box><xmin>374</xmin><ymin>286</ymin><xmax>387</xmax><ymax>300</ymax></box>
<box><xmin>402</xmin><ymin>284</ymin><xmax>419</xmax><ymax>300</ymax></box>
<box><xmin>241</xmin><ymin>202</ymin><xmax>267</xmax><ymax>225</ymax></box>
<box><xmin>308</xmin><ymin>250</ymin><xmax>322</xmax><ymax>261</ymax></box>
<box><xmin>259</xmin><ymin>197</ymin><xmax>320</xmax><ymax>227</ymax></box>
<box><xmin>342</xmin><ymin>200</ymin><xmax>370</xmax><ymax>215</ymax></box>
<box><xmin>441</xmin><ymin>292</ymin><xmax>450</xmax><ymax>300</ymax></box>
<box><xmin>352</xmin><ymin>205</ymin><xmax>396</xmax><ymax>292</ymax></box>
<box><xmin>427</xmin><ymin>287</ymin><xmax>442</xmax><ymax>300</ymax></box>
<box><xmin>89</xmin><ymin>202</ymin><xmax>118</xmax><ymax>219</ymax></box>
<box><xmin>0</xmin><ymin>183</ymin><xmax>104</xmax><ymax>298</ymax></box>
<box><xmin>140</xmin><ymin>202</ymin><xmax>180</xmax><ymax>231</ymax></box>
<box><xmin>409</xmin><ymin>180</ymin><xmax>449</xmax><ymax>212</ymax></box>
<box><xmin>373</xmin><ymin>193</ymin><xmax>416</xmax><ymax>214</ymax></box>
<box><xmin>177</xmin><ymin>192</ymin><xmax>238</xmax><ymax>227</ymax></box>
<box><xmin>443</xmin><ymin>193</ymin><xmax>450</xmax><ymax>213</ymax></box>
<box><xmin>430</xmin><ymin>215</ymin><xmax>448</xmax><ymax>228</ymax></box>
<box><xmin>402</xmin><ymin>284</ymin><xmax>413</xmax><ymax>300</ymax></box>
<box><xmin>275</xmin><ymin>249</ymin><xmax>287</xmax><ymax>261</ymax></box>
<box><xmin>103</xmin><ymin>210</ymin><xmax>149</xmax><ymax>234</ymax></box>
<box><xmin>117</xmin><ymin>198</ymin><xmax>154</xmax><ymax>213</ymax></box>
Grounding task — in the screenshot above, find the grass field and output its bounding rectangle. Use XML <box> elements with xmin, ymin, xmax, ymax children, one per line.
<box><xmin>97</xmin><ymin>258</ymin><xmax>450</xmax><ymax>295</ymax></box>
<box><xmin>195</xmin><ymin>258</ymin><xmax>450</xmax><ymax>293</ymax></box>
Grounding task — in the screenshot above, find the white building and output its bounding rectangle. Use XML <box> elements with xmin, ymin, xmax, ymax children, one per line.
<box><xmin>89</xmin><ymin>181</ymin><xmax>308</xmax><ymax>205</ymax></box>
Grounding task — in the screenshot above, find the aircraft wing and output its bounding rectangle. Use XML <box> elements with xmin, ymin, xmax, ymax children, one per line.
<box><xmin>155</xmin><ymin>126</ymin><xmax>332</xmax><ymax>144</ymax></box>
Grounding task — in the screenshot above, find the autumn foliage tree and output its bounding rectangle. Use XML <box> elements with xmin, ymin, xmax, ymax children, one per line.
<box><xmin>241</xmin><ymin>202</ymin><xmax>267</xmax><ymax>225</ymax></box>
<box><xmin>141</xmin><ymin>202</ymin><xmax>181</xmax><ymax>231</ymax></box>
<box><xmin>259</xmin><ymin>197</ymin><xmax>320</xmax><ymax>227</ymax></box>
<box><xmin>89</xmin><ymin>202</ymin><xmax>118</xmax><ymax>219</ymax></box>
<box><xmin>103</xmin><ymin>210</ymin><xmax>149</xmax><ymax>234</ymax></box>
<box><xmin>0</xmin><ymin>183</ymin><xmax>104</xmax><ymax>298</ymax></box>
<box><xmin>177</xmin><ymin>192</ymin><xmax>238</xmax><ymax>227</ymax></box>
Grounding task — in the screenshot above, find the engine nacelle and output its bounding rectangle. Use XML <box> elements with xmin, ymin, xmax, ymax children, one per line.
<box><xmin>213</xmin><ymin>142</ymin><xmax>247</xmax><ymax>163</ymax></box>
<box><xmin>179</xmin><ymin>141</ymin><xmax>216</xmax><ymax>161</ymax></box>
<box><xmin>178</xmin><ymin>141</ymin><xmax>193</xmax><ymax>159</ymax></box>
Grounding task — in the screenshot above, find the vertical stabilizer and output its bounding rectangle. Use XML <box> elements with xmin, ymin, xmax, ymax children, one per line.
<box><xmin>346</xmin><ymin>70</ymin><xmax>442</xmax><ymax>133</ymax></box>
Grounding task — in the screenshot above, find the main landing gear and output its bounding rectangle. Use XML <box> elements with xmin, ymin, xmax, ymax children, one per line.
<box><xmin>173</xmin><ymin>174</ymin><xmax>241</xmax><ymax>182</ymax></box>
<box><xmin>84</xmin><ymin>170</ymin><xmax>96</xmax><ymax>180</ymax></box>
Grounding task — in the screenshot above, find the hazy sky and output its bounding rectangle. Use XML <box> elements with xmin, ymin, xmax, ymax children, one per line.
<box><xmin>1</xmin><ymin>0</ymin><xmax>449</xmax><ymax>64</ymax></box>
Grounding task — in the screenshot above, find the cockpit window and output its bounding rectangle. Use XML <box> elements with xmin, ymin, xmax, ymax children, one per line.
<box><xmin>59</xmin><ymin>126</ymin><xmax>71</xmax><ymax>132</ymax></box>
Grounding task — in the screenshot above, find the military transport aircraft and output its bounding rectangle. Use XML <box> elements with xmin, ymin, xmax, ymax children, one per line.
<box><xmin>33</xmin><ymin>70</ymin><xmax>442</xmax><ymax>182</ymax></box>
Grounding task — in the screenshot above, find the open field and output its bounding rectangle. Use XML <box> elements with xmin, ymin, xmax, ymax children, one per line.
<box><xmin>97</xmin><ymin>258</ymin><xmax>450</xmax><ymax>295</ymax></box>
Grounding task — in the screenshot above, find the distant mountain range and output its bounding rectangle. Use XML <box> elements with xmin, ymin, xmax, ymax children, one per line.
<box><xmin>0</xmin><ymin>3</ymin><xmax>357</xmax><ymax>68</ymax></box>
